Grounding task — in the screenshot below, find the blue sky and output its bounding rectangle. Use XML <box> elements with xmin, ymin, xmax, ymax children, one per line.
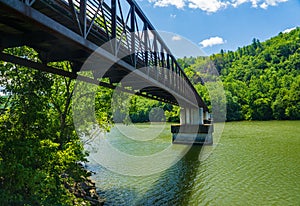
<box><xmin>135</xmin><ymin>0</ymin><xmax>300</xmax><ymax>56</ymax></box>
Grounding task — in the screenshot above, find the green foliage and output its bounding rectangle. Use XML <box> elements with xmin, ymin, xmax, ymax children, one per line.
<box><xmin>0</xmin><ymin>47</ymin><xmax>90</xmax><ymax>205</ymax></box>
<box><xmin>175</xmin><ymin>28</ymin><xmax>300</xmax><ymax>121</ymax></box>
<box><xmin>211</xmin><ymin>27</ymin><xmax>300</xmax><ymax>120</ymax></box>
<box><xmin>93</xmin><ymin>84</ymin><xmax>180</xmax><ymax>124</ymax></box>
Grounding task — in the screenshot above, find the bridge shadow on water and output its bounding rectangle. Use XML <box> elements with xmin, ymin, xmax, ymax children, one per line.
<box><xmin>134</xmin><ymin>145</ymin><xmax>204</xmax><ymax>206</ymax></box>
<box><xmin>90</xmin><ymin>145</ymin><xmax>205</xmax><ymax>206</ymax></box>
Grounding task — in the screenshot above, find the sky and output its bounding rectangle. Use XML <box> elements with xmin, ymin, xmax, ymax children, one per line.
<box><xmin>134</xmin><ymin>0</ymin><xmax>300</xmax><ymax>56</ymax></box>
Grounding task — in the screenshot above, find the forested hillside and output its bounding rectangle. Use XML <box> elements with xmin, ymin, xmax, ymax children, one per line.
<box><xmin>182</xmin><ymin>28</ymin><xmax>300</xmax><ymax>121</ymax></box>
<box><xmin>96</xmin><ymin>28</ymin><xmax>300</xmax><ymax>122</ymax></box>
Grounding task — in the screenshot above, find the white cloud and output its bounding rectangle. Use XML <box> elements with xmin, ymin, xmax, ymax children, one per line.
<box><xmin>232</xmin><ymin>0</ymin><xmax>260</xmax><ymax>8</ymax></box>
<box><xmin>264</xmin><ymin>0</ymin><xmax>287</xmax><ymax>8</ymax></box>
<box><xmin>170</xmin><ymin>14</ymin><xmax>177</xmax><ymax>18</ymax></box>
<box><xmin>172</xmin><ymin>35</ymin><xmax>182</xmax><ymax>41</ymax></box>
<box><xmin>250</xmin><ymin>0</ymin><xmax>259</xmax><ymax>7</ymax></box>
<box><xmin>259</xmin><ymin>2</ymin><xmax>267</xmax><ymax>8</ymax></box>
<box><xmin>282</xmin><ymin>27</ymin><xmax>296</xmax><ymax>33</ymax></box>
<box><xmin>148</xmin><ymin>0</ymin><xmax>289</xmax><ymax>13</ymax></box>
<box><xmin>199</xmin><ymin>36</ymin><xmax>226</xmax><ymax>48</ymax></box>
<box><xmin>232</xmin><ymin>0</ymin><xmax>248</xmax><ymax>8</ymax></box>
<box><xmin>149</xmin><ymin>0</ymin><xmax>185</xmax><ymax>9</ymax></box>
<box><xmin>265</xmin><ymin>0</ymin><xmax>288</xmax><ymax>6</ymax></box>
<box><xmin>188</xmin><ymin>0</ymin><xmax>228</xmax><ymax>13</ymax></box>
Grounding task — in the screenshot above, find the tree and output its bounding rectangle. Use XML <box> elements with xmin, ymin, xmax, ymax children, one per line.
<box><xmin>0</xmin><ymin>47</ymin><xmax>90</xmax><ymax>205</ymax></box>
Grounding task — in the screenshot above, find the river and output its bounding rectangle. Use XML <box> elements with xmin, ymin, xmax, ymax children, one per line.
<box><xmin>86</xmin><ymin>121</ymin><xmax>300</xmax><ymax>205</ymax></box>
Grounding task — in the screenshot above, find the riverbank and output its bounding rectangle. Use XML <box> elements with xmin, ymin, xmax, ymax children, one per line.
<box><xmin>63</xmin><ymin>167</ymin><xmax>105</xmax><ymax>206</ymax></box>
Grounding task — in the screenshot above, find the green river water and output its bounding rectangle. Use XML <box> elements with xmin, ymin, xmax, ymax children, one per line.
<box><xmin>87</xmin><ymin>121</ymin><xmax>300</xmax><ymax>205</ymax></box>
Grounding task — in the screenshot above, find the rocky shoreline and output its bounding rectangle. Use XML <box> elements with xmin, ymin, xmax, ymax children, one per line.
<box><xmin>63</xmin><ymin>170</ymin><xmax>105</xmax><ymax>206</ymax></box>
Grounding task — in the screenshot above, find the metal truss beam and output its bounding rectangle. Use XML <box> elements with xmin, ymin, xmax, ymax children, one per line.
<box><xmin>0</xmin><ymin>52</ymin><xmax>179</xmax><ymax>105</ymax></box>
<box><xmin>0</xmin><ymin>0</ymin><xmax>208</xmax><ymax>110</ymax></box>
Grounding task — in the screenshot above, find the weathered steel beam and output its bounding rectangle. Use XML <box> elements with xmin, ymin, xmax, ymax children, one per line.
<box><xmin>0</xmin><ymin>52</ymin><xmax>179</xmax><ymax>105</ymax></box>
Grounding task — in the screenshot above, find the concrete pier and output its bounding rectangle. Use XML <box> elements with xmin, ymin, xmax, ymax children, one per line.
<box><xmin>171</xmin><ymin>124</ymin><xmax>213</xmax><ymax>145</ymax></box>
<box><xmin>172</xmin><ymin>107</ymin><xmax>213</xmax><ymax>145</ymax></box>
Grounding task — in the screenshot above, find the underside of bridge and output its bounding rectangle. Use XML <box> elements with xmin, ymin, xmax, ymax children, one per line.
<box><xmin>0</xmin><ymin>0</ymin><xmax>213</xmax><ymax>144</ymax></box>
<box><xmin>0</xmin><ymin>0</ymin><xmax>208</xmax><ymax>108</ymax></box>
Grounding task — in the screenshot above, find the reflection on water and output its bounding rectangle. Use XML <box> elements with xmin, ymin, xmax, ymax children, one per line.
<box><xmin>136</xmin><ymin>147</ymin><xmax>202</xmax><ymax>206</ymax></box>
<box><xmin>87</xmin><ymin>121</ymin><xmax>300</xmax><ymax>205</ymax></box>
<box><xmin>87</xmin><ymin>146</ymin><xmax>203</xmax><ymax>206</ymax></box>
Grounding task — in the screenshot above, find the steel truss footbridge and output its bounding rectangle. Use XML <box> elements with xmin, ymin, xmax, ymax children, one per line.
<box><xmin>0</xmin><ymin>0</ymin><xmax>209</xmax><ymax>109</ymax></box>
<box><xmin>1</xmin><ymin>0</ymin><xmax>213</xmax><ymax>143</ymax></box>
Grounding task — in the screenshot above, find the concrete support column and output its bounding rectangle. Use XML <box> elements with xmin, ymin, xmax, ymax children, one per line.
<box><xmin>186</xmin><ymin>108</ymin><xmax>190</xmax><ymax>124</ymax></box>
<box><xmin>204</xmin><ymin>111</ymin><xmax>209</xmax><ymax>120</ymax></box>
<box><xmin>181</xmin><ymin>107</ymin><xmax>206</xmax><ymax>125</ymax></box>
<box><xmin>191</xmin><ymin>108</ymin><xmax>199</xmax><ymax>125</ymax></box>
<box><xmin>199</xmin><ymin>107</ymin><xmax>204</xmax><ymax>125</ymax></box>
<box><xmin>180</xmin><ymin>108</ymin><xmax>186</xmax><ymax>125</ymax></box>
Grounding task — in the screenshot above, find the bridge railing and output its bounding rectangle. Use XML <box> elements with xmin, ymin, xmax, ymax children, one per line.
<box><xmin>21</xmin><ymin>0</ymin><xmax>203</xmax><ymax>107</ymax></box>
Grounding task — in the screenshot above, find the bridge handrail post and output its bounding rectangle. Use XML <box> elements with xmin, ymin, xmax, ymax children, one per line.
<box><xmin>111</xmin><ymin>0</ymin><xmax>117</xmax><ymax>55</ymax></box>
<box><xmin>166</xmin><ymin>54</ymin><xmax>170</xmax><ymax>87</ymax></box>
<box><xmin>143</xmin><ymin>22</ymin><xmax>148</xmax><ymax>67</ymax></box>
<box><xmin>130</xmin><ymin>3</ymin><xmax>136</xmax><ymax>67</ymax></box>
<box><xmin>79</xmin><ymin>0</ymin><xmax>87</xmax><ymax>37</ymax></box>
